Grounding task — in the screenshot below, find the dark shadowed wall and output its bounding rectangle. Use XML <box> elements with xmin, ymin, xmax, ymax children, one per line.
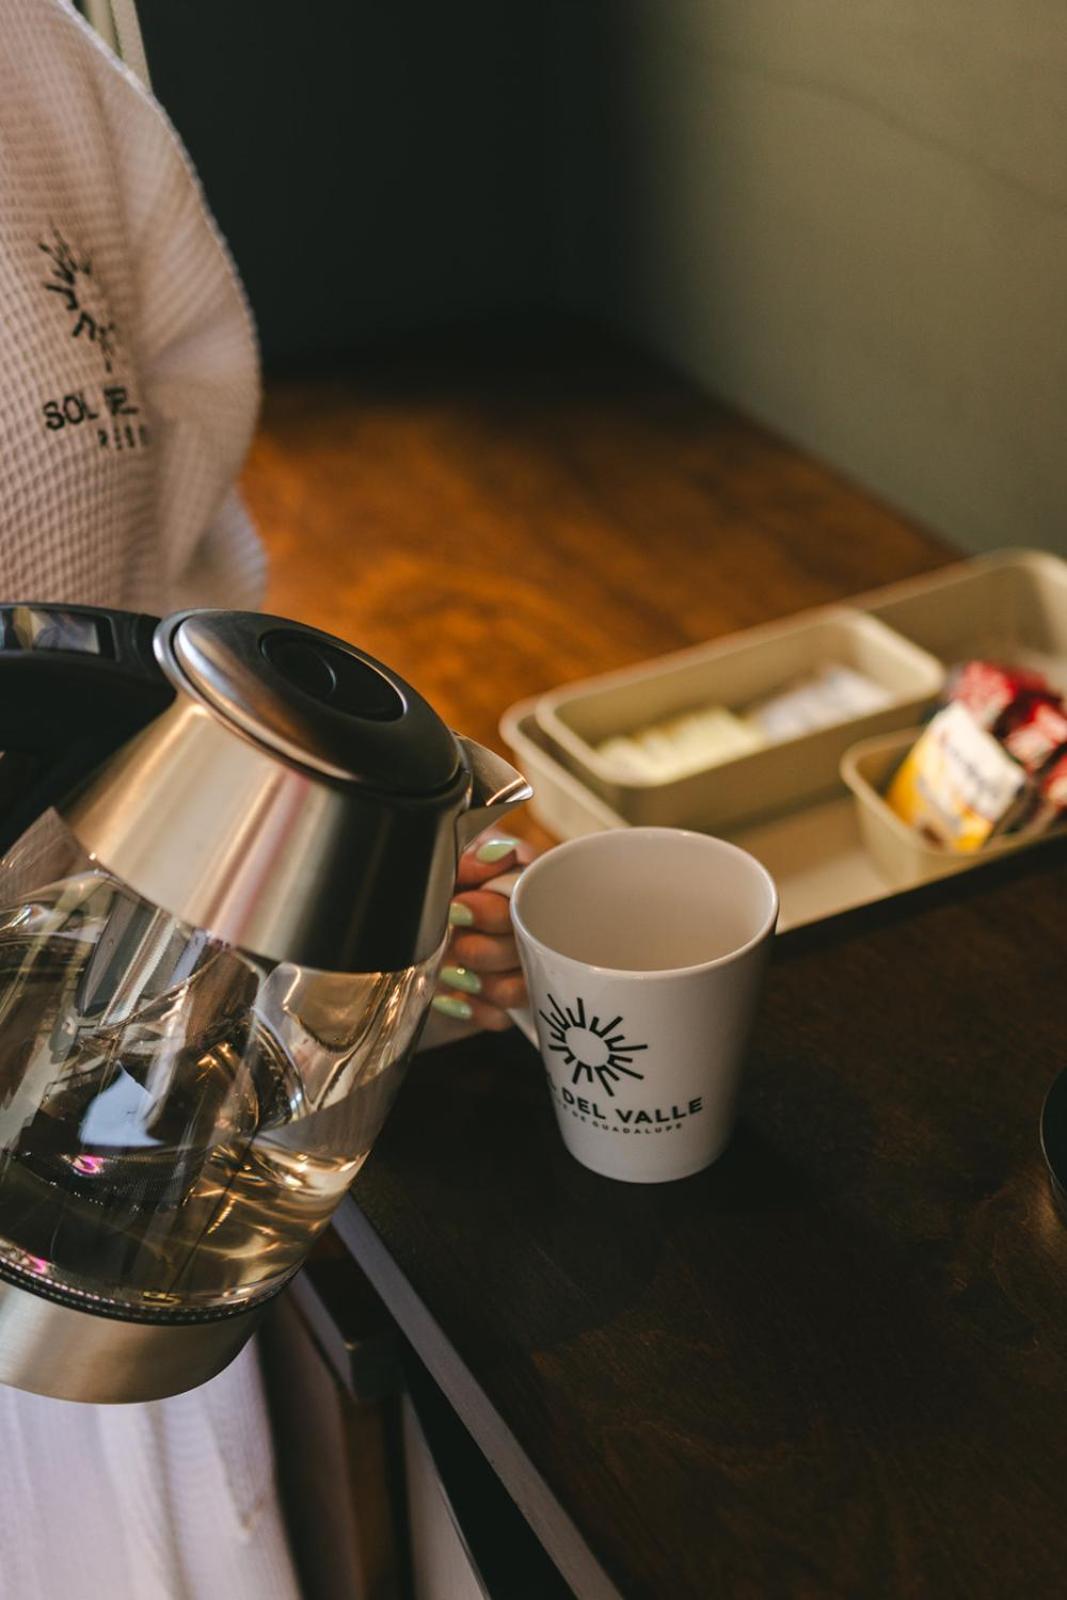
<box><xmin>137</xmin><ymin>1</ymin><xmax>553</xmax><ymax>364</ymax></box>
<box><xmin>137</xmin><ymin>3</ymin><xmax>1067</xmax><ymax>556</ymax></box>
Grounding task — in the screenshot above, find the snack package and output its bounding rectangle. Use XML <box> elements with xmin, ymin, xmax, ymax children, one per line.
<box><xmin>945</xmin><ymin>660</ymin><xmax>1048</xmax><ymax>730</ymax></box>
<box><xmin>598</xmin><ymin>706</ymin><xmax>764</xmax><ymax>781</ymax></box>
<box><xmin>747</xmin><ymin>662</ymin><xmax>890</xmax><ymax>741</ymax></box>
<box><xmin>886</xmin><ymin>702</ymin><xmax>1027</xmax><ymax>851</ymax></box>
<box><xmin>1017</xmin><ymin>750</ymin><xmax>1067</xmax><ymax>835</ymax></box>
<box><xmin>1039</xmin><ymin>752</ymin><xmax>1067</xmax><ymax>826</ymax></box>
<box><xmin>997</xmin><ymin>691</ymin><xmax>1067</xmax><ymax>777</ymax></box>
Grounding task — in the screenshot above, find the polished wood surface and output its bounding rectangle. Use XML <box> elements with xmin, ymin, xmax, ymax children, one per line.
<box><xmin>336</xmin><ymin>847</ymin><xmax>1067</xmax><ymax>1600</ymax></box>
<box><xmin>245</xmin><ymin>326</ymin><xmax>953</xmax><ymax>777</ymax></box>
<box><xmin>240</xmin><ymin>328</ymin><xmax>1038</xmax><ymax>1598</ymax></box>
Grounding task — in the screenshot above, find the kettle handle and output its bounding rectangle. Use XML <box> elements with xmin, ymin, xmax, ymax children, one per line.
<box><xmin>0</xmin><ymin>603</ymin><xmax>173</xmax><ymax>855</ymax></box>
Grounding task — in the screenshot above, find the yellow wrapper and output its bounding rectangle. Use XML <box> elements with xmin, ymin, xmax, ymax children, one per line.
<box><xmin>886</xmin><ymin>703</ymin><xmax>1025</xmax><ymax>852</ymax></box>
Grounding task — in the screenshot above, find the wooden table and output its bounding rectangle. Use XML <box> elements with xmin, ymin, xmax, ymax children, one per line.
<box><xmin>246</xmin><ymin>324</ymin><xmax>951</xmax><ymax>804</ymax></box>
<box><xmin>245</xmin><ymin>328</ymin><xmax>1067</xmax><ymax>1597</ymax></box>
<box><xmin>335</xmin><ymin>850</ymin><xmax>1067</xmax><ymax>1600</ymax></box>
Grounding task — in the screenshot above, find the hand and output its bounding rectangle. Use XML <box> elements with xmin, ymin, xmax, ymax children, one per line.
<box><xmin>431</xmin><ymin>836</ymin><xmax>537</xmax><ymax>1033</ymax></box>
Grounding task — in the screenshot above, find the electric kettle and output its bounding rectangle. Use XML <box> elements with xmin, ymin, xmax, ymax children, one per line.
<box><xmin>0</xmin><ymin>603</ymin><xmax>531</xmax><ymax>1403</ymax></box>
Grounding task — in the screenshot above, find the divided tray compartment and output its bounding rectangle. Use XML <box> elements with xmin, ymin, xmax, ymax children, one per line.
<box><xmin>502</xmin><ymin>700</ymin><xmax>890</xmax><ymax>932</ymax></box>
<box><xmin>503</xmin><ymin>547</ymin><xmax>1067</xmax><ymax>933</ymax></box>
<box><xmin>840</xmin><ymin>727</ymin><xmax>1054</xmax><ymax>891</ymax></box>
<box><xmin>857</xmin><ymin>548</ymin><xmax>1067</xmax><ymax>691</ymax></box>
<box><xmin>535</xmin><ymin>608</ymin><xmax>943</xmax><ymax>832</ymax></box>
<box><xmin>501</xmin><ymin>699</ymin><xmax>628</xmax><ymax>842</ymax></box>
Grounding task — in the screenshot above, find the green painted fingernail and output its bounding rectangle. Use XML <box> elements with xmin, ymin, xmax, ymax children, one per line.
<box><xmin>476</xmin><ymin>836</ymin><xmax>518</xmax><ymax>864</ymax></box>
<box><xmin>432</xmin><ymin>994</ymin><xmax>473</xmax><ymax>1020</ymax></box>
<box><xmin>441</xmin><ymin>964</ymin><xmax>481</xmax><ymax>995</ymax></box>
<box><xmin>448</xmin><ymin>900</ymin><xmax>475</xmax><ymax>927</ymax></box>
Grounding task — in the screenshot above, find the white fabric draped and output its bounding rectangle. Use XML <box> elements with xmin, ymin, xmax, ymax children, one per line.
<box><xmin>0</xmin><ymin>2</ymin><xmax>302</xmax><ymax>1595</ymax></box>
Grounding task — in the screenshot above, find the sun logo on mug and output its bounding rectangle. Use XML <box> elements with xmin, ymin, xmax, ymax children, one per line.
<box><xmin>539</xmin><ymin>993</ymin><xmax>648</xmax><ymax>1097</ymax></box>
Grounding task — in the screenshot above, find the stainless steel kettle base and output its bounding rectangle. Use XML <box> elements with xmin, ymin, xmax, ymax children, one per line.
<box><xmin>0</xmin><ymin>1276</ymin><xmax>267</xmax><ymax>1403</ymax></box>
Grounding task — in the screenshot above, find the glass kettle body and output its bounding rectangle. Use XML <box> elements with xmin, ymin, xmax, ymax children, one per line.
<box><xmin>0</xmin><ymin>604</ymin><xmax>530</xmax><ymax>1402</ymax></box>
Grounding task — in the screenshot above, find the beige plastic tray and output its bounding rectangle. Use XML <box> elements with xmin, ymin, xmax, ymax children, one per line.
<box><xmin>840</xmin><ymin>727</ymin><xmax>1055</xmax><ymax>890</ymax></box>
<box><xmin>858</xmin><ymin>547</ymin><xmax>1067</xmax><ymax>690</ymax></box>
<box><xmin>536</xmin><ymin>608</ymin><xmax>943</xmax><ymax>832</ymax></box>
<box><xmin>501</xmin><ymin>700</ymin><xmax>627</xmax><ymax>840</ymax></box>
<box><xmin>501</xmin><ymin>701</ymin><xmax>888</xmax><ymax>933</ymax></box>
<box><xmin>505</xmin><ymin>546</ymin><xmax>1067</xmax><ymax>933</ymax></box>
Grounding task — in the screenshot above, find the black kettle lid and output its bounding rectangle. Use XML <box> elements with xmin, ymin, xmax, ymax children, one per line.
<box><xmin>158</xmin><ymin>611</ymin><xmax>462</xmax><ymax>795</ymax></box>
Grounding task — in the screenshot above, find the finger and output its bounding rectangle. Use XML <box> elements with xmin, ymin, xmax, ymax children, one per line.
<box><xmin>455</xmin><ymin>837</ymin><xmax>535</xmax><ymax>891</ymax></box>
<box><xmin>467</xmin><ymin>994</ymin><xmax>514</xmax><ymax>1032</ymax></box>
<box><xmin>448</xmin><ymin>889</ymin><xmax>515</xmax><ymax>935</ymax></box>
<box><xmin>438</xmin><ymin>965</ymin><xmax>527</xmax><ymax>1012</ymax></box>
<box><xmin>432</xmin><ymin>991</ymin><xmax>513</xmax><ymax>1033</ymax></box>
<box><xmin>447</xmin><ymin>930</ymin><xmax>519</xmax><ymax>974</ymax></box>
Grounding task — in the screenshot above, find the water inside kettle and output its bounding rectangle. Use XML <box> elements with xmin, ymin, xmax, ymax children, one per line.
<box><xmin>0</xmin><ymin>853</ymin><xmax>437</xmax><ymax>1320</ymax></box>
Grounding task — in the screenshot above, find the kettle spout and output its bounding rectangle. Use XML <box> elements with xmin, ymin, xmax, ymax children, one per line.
<box><xmin>455</xmin><ymin>737</ymin><xmax>533</xmax><ymax>854</ymax></box>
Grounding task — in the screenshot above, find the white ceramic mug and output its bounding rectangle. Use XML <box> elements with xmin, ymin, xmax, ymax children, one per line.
<box><xmin>511</xmin><ymin>829</ymin><xmax>778</xmax><ymax>1183</ymax></box>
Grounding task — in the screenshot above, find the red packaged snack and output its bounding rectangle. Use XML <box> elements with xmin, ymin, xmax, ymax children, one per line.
<box><xmin>998</xmin><ymin>691</ymin><xmax>1067</xmax><ymax>776</ymax></box>
<box><xmin>946</xmin><ymin>660</ymin><xmax>1048</xmax><ymax>730</ymax></box>
<box><xmin>1043</xmin><ymin>752</ymin><xmax>1067</xmax><ymax>806</ymax></box>
<box><xmin>1032</xmin><ymin>751</ymin><xmax>1067</xmax><ymax>832</ymax></box>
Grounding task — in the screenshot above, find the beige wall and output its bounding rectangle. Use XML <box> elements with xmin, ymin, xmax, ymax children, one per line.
<box><xmin>553</xmin><ymin>2</ymin><xmax>1067</xmax><ymax>555</ymax></box>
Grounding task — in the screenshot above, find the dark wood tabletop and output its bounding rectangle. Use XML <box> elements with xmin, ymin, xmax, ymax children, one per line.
<box><xmin>243</xmin><ymin>327</ymin><xmax>1066</xmax><ymax>1597</ymax></box>
<box><xmin>335</xmin><ymin>849</ymin><xmax>1067</xmax><ymax>1600</ymax></box>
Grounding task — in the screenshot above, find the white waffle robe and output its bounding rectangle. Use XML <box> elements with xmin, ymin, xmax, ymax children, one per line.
<box><xmin>0</xmin><ymin>1</ymin><xmax>300</xmax><ymax>1596</ymax></box>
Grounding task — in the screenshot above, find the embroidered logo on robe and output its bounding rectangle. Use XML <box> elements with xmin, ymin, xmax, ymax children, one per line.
<box><xmin>39</xmin><ymin>225</ymin><xmax>118</xmax><ymax>374</ymax></box>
